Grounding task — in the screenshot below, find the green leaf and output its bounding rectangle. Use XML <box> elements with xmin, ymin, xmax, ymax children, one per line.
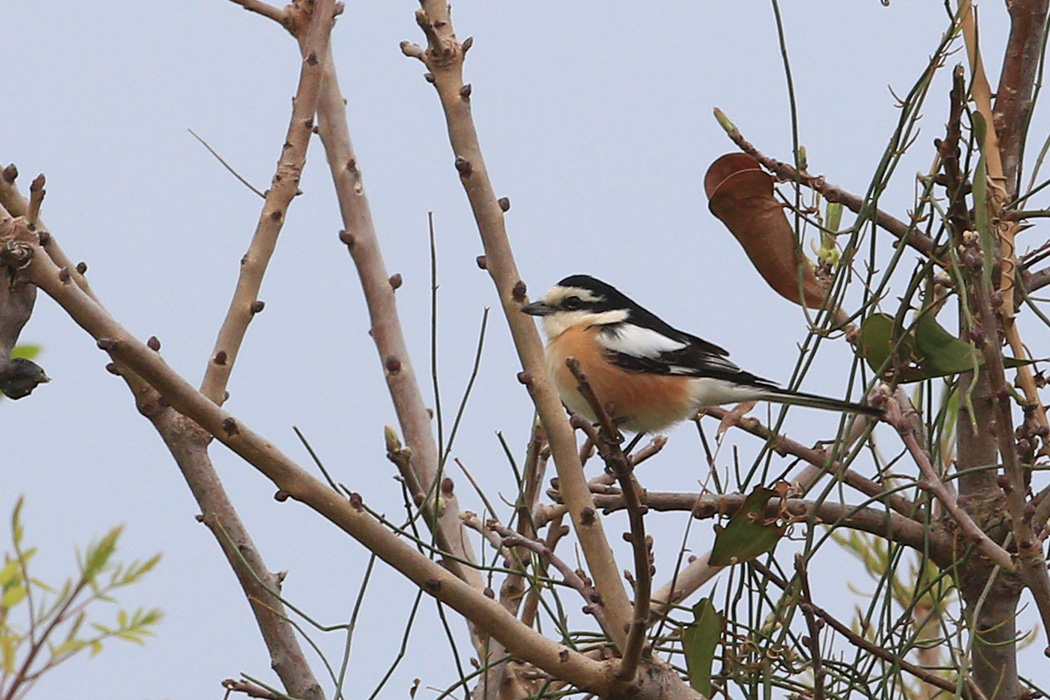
<box><xmin>914</xmin><ymin>312</ymin><xmax>980</xmax><ymax>375</ymax></box>
<box><xmin>84</xmin><ymin>526</ymin><xmax>123</xmax><ymax>576</ymax></box>
<box><xmin>10</xmin><ymin>345</ymin><xmax>41</xmax><ymax>361</ymax></box>
<box><xmin>65</xmin><ymin>611</ymin><xmax>86</xmax><ymax>642</ymax></box>
<box><xmin>50</xmin><ymin>638</ymin><xmax>87</xmax><ymax>660</ymax></box>
<box><xmin>11</xmin><ymin>496</ymin><xmax>25</xmax><ymax>547</ymax></box>
<box><xmin>1</xmin><ymin>634</ymin><xmax>18</xmax><ymax>674</ymax></box>
<box><xmin>682</xmin><ymin>596</ymin><xmax>722</xmax><ymax>696</ymax></box>
<box><xmin>1</xmin><ymin>585</ymin><xmax>28</xmax><ymax>608</ymax></box>
<box><xmin>825</xmin><ymin>201</ymin><xmax>843</xmax><ymax>233</ymax></box>
<box><xmin>0</xmin><ymin>559</ymin><xmax>21</xmax><ymax>587</ymax></box>
<box><xmin>30</xmin><ymin>575</ymin><xmax>55</xmax><ymax>594</ymax></box>
<box><xmin>972</xmin><ymin>111</ymin><xmax>987</xmax><ymax>147</ymax></box>
<box><xmin>859</xmin><ymin>313</ymin><xmax>896</xmax><ymax>375</ymax></box>
<box><xmin>710</xmin><ymin>487</ymin><xmax>786</xmax><ymax>566</ymax></box>
<box><xmin>858</xmin><ymin>311</ymin><xmax>1035</xmax><ymax>383</ymax></box>
<box><xmin>117</xmin><ymin>553</ymin><xmax>162</xmax><ymax>586</ymax></box>
<box><xmin>971</xmin><ymin>154</ymin><xmax>996</xmax><ymax>285</ymax></box>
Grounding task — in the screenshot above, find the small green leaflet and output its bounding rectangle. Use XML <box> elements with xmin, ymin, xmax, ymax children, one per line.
<box><xmin>682</xmin><ymin>595</ymin><xmax>722</xmax><ymax>696</ymax></box>
<box><xmin>9</xmin><ymin>346</ymin><xmax>41</xmax><ymax>361</ymax></box>
<box><xmin>709</xmin><ymin>486</ymin><xmax>786</xmax><ymax>566</ymax></box>
<box><xmin>859</xmin><ymin>312</ymin><xmax>1034</xmax><ymax>383</ymax></box>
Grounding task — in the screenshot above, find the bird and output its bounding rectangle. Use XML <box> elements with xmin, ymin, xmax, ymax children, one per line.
<box><xmin>0</xmin><ymin>357</ymin><xmax>50</xmax><ymax>400</ymax></box>
<box><xmin>521</xmin><ymin>274</ymin><xmax>881</xmax><ymax>433</ymax></box>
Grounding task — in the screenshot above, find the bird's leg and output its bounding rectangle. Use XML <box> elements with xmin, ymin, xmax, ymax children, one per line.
<box><xmin>622</xmin><ymin>431</ymin><xmax>647</xmax><ymax>456</ymax></box>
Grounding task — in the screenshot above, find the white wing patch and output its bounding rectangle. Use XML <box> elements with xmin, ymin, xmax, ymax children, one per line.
<box><xmin>599</xmin><ymin>325</ymin><xmax>687</xmax><ymax>358</ymax></box>
<box><xmin>687</xmin><ymin>377</ymin><xmax>771</xmax><ymax>406</ymax></box>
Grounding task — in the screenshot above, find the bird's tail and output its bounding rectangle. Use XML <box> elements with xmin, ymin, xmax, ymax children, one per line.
<box><xmin>760</xmin><ymin>387</ymin><xmax>883</xmax><ymax>418</ymax></box>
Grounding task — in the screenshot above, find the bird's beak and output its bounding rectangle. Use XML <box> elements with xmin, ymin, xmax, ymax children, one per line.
<box><xmin>521</xmin><ymin>301</ymin><xmax>555</xmax><ymax>316</ymax></box>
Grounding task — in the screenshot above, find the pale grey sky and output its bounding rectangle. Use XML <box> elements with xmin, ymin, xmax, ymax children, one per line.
<box><xmin>3</xmin><ymin>2</ymin><xmax>1045</xmax><ymax>699</ymax></box>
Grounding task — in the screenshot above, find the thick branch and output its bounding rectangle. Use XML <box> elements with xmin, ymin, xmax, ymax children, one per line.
<box><xmin>12</xmin><ymin>237</ymin><xmax>615</xmax><ymax>695</ymax></box>
<box><xmin>159</xmin><ymin>415</ymin><xmax>325</xmax><ymax>700</ymax></box>
<box><xmin>994</xmin><ymin>0</ymin><xmax>1050</xmax><ymax>194</ymax></box>
<box><xmin>405</xmin><ymin>1</ymin><xmax>633</xmax><ymax>650</ymax></box>
<box><xmin>200</xmin><ymin>1</ymin><xmax>336</xmax><ymax>405</ymax></box>
<box><xmin>0</xmin><ymin>165</ymin><xmax>95</xmax><ymax>301</ymax></box>
<box><xmin>590</xmin><ymin>491</ymin><xmax>943</xmax><ymax>560</ymax></box>
<box><xmin>967</xmin><ymin>250</ymin><xmax>1050</xmax><ymax>650</ymax></box>
<box><xmin>313</xmin><ymin>46</ymin><xmax>482</xmax><ymax>592</ymax></box>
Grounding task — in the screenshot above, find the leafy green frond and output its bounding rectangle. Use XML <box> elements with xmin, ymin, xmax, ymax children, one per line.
<box><xmin>0</xmin><ymin>501</ymin><xmax>161</xmax><ymax>699</ymax></box>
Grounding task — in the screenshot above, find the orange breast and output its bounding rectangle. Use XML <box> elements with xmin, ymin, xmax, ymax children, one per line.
<box><xmin>546</xmin><ymin>326</ymin><xmax>693</xmax><ymax>433</ymax></box>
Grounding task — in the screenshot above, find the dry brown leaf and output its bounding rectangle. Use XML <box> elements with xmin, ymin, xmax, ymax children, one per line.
<box><xmin>717</xmin><ymin>400</ymin><xmax>758</xmax><ymax>437</ymax></box>
<box><xmin>704</xmin><ymin>153</ymin><xmax>826</xmax><ymax>308</ymax></box>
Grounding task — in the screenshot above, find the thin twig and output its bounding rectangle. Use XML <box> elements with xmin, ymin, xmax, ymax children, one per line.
<box><xmin>887</xmin><ymin>391</ymin><xmax>1016</xmax><ymax>572</ymax></box>
<box><xmin>753</xmin><ymin>557</ymin><xmax>985</xmax><ymax>699</ymax></box>
<box><xmin>700</xmin><ymin>407</ymin><xmax>914</xmax><ymax>517</ymax></box>
<box><xmin>794</xmin><ymin>556</ymin><xmax>826</xmax><ymax>700</ymax></box>
<box><xmin>498</xmin><ymin>423</ymin><xmax>548</xmax><ymax>619</ymax></box>
<box><xmin>564</xmin><ymin>359</ymin><xmax>651</xmax><ymax>683</ymax></box>
<box><xmin>520</xmin><ymin>512</ymin><xmax>567</xmax><ymax>629</ymax></box>
<box><xmin>488</xmin><ymin>521</ymin><xmax>611</xmax><ymax>636</ymax></box>
<box><xmin>187</xmin><ymin>129</ymin><xmax>266</xmax><ymax>198</ymax></box>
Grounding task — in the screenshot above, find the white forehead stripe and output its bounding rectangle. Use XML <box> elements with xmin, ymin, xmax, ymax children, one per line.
<box><xmin>599</xmin><ymin>325</ymin><xmax>687</xmax><ymax>358</ymax></box>
<box><xmin>544</xmin><ymin>286</ymin><xmax>604</xmax><ymax>304</ymax></box>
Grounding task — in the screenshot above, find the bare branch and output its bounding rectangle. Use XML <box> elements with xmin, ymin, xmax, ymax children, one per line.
<box><xmin>223</xmin><ymin>677</ymin><xmax>282</xmax><ymax>699</ymax></box>
<box><xmin>700</xmin><ymin>407</ymin><xmax>914</xmax><ymax>517</ymax></box>
<box><xmin>312</xmin><ymin>46</ymin><xmax>483</xmax><ymax>593</ymax></box>
<box><xmin>408</xmin><ymin>0</ymin><xmax>633</xmax><ymax>649</ymax></box>
<box><xmin>8</xmin><ymin>231</ymin><xmax>614</xmax><ymax>695</ymax></box>
<box><xmin>590</xmin><ymin>490</ymin><xmax>942</xmax><ymax>559</ymax></box>
<box><xmin>649</xmin><ymin>553</ymin><xmax>720</xmax><ymax>618</ymax></box>
<box><xmin>0</xmin><ymin>163</ymin><xmax>96</xmax><ymax>301</ymax></box>
<box><xmin>25</xmin><ymin>175</ymin><xmax>44</xmax><ymax>228</ymax></box>
<box><xmin>564</xmin><ymin>359</ymin><xmax>651</xmax><ymax>682</ymax></box>
<box><xmin>489</xmin><ymin>521</ymin><xmax>611</xmax><ymax>636</ymax></box>
<box><xmin>199</xmin><ymin>2</ymin><xmax>335</xmax><ymax>405</ymax></box>
<box><xmin>963</xmin><ymin>237</ymin><xmax>1050</xmax><ymax>649</ymax></box>
<box><xmin>227</xmin><ymin>0</ymin><xmax>291</xmax><ymax>30</ymax></box>
<box><xmin>887</xmin><ymin>391</ymin><xmax>1016</xmax><ymax>572</ymax></box>
<box><xmin>994</xmin><ymin>0</ymin><xmax>1050</xmax><ymax>194</ymax></box>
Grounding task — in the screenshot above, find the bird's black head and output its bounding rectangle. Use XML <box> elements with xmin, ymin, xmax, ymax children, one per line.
<box><xmin>0</xmin><ymin>357</ymin><xmax>50</xmax><ymax>400</ymax></box>
<box><xmin>521</xmin><ymin>275</ymin><xmax>634</xmax><ymax>317</ymax></box>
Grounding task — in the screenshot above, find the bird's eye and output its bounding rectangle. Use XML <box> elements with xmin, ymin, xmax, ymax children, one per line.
<box><xmin>562</xmin><ymin>296</ymin><xmax>583</xmax><ymax>311</ymax></box>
